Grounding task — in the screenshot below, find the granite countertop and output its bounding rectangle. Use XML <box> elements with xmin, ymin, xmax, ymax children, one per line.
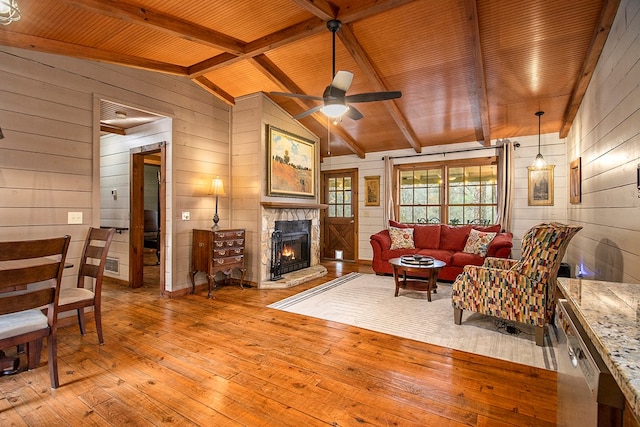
<box><xmin>557</xmin><ymin>278</ymin><xmax>640</xmax><ymax>420</ymax></box>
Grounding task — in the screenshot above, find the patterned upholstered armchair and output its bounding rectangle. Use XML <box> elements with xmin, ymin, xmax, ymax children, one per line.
<box><xmin>451</xmin><ymin>222</ymin><xmax>582</xmax><ymax>346</ymax></box>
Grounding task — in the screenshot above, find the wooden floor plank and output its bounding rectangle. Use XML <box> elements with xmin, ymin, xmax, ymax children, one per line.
<box><xmin>0</xmin><ymin>261</ymin><xmax>557</xmax><ymax>426</ymax></box>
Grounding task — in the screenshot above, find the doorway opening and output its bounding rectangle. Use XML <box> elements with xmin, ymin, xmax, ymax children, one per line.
<box><xmin>98</xmin><ymin>99</ymin><xmax>169</xmax><ymax>293</ymax></box>
<box><xmin>130</xmin><ymin>144</ymin><xmax>166</xmax><ymax>290</ymax></box>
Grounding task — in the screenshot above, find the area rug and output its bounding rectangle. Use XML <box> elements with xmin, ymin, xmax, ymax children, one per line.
<box><xmin>269</xmin><ymin>272</ymin><xmax>557</xmax><ymax>370</ymax></box>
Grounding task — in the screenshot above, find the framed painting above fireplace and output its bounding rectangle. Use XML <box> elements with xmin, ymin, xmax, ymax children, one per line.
<box><xmin>267</xmin><ymin>125</ymin><xmax>315</xmax><ymax>198</ymax></box>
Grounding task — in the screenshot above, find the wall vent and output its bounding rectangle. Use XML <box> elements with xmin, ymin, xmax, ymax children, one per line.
<box><xmin>105</xmin><ymin>257</ymin><xmax>119</xmax><ymax>274</ymax></box>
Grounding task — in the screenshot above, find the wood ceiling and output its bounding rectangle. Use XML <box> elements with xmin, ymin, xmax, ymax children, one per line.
<box><xmin>0</xmin><ymin>0</ymin><xmax>619</xmax><ymax>159</ymax></box>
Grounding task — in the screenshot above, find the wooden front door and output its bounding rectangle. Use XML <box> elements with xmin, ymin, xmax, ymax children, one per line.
<box><xmin>322</xmin><ymin>169</ymin><xmax>357</xmax><ymax>261</ymax></box>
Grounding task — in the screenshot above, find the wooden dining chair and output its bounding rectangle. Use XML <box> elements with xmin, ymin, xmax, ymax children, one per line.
<box><xmin>58</xmin><ymin>227</ymin><xmax>115</xmax><ymax>345</ymax></box>
<box><xmin>0</xmin><ymin>235</ymin><xmax>71</xmax><ymax>389</ymax></box>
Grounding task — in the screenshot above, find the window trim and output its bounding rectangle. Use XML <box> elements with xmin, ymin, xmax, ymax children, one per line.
<box><xmin>394</xmin><ymin>156</ymin><xmax>497</xmax><ymax>224</ymax></box>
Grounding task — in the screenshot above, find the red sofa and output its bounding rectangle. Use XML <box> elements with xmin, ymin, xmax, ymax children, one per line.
<box><xmin>370</xmin><ymin>221</ymin><xmax>513</xmax><ymax>282</ymax></box>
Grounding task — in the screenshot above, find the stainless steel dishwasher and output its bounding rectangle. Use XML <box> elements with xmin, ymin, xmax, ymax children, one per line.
<box><xmin>555</xmin><ymin>299</ymin><xmax>624</xmax><ymax>427</ymax></box>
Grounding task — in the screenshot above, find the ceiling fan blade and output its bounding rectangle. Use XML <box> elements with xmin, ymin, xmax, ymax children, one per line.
<box><xmin>344</xmin><ymin>91</ymin><xmax>402</xmax><ymax>103</ymax></box>
<box><xmin>294</xmin><ymin>105</ymin><xmax>324</xmax><ymax>120</ymax></box>
<box><xmin>331</xmin><ymin>71</ymin><xmax>353</xmax><ymax>91</ymax></box>
<box><xmin>270</xmin><ymin>91</ymin><xmax>324</xmax><ymax>101</ymax></box>
<box><xmin>345</xmin><ymin>105</ymin><xmax>364</xmax><ymax>120</ymax></box>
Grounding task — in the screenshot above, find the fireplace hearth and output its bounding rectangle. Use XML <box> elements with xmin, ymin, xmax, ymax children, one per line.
<box><xmin>270</xmin><ymin>220</ymin><xmax>311</xmax><ymax>280</ymax></box>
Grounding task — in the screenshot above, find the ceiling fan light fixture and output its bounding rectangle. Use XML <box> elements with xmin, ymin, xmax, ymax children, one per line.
<box><xmin>0</xmin><ymin>0</ymin><xmax>21</xmax><ymax>25</ymax></box>
<box><xmin>321</xmin><ymin>103</ymin><xmax>349</xmax><ymax>118</ymax></box>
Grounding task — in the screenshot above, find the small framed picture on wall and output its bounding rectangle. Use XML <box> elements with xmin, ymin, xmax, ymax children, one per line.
<box><xmin>527</xmin><ymin>165</ymin><xmax>555</xmax><ymax>206</ymax></box>
<box><xmin>364</xmin><ymin>176</ymin><xmax>380</xmax><ymax>206</ymax></box>
<box><xmin>570</xmin><ymin>157</ymin><xmax>581</xmax><ymax>204</ymax></box>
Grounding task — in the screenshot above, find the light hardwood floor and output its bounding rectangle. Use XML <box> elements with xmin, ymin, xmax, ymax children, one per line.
<box><xmin>0</xmin><ymin>261</ymin><xmax>557</xmax><ymax>426</ymax></box>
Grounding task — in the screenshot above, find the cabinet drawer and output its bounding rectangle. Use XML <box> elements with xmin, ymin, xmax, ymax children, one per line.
<box><xmin>213</xmin><ymin>248</ymin><xmax>243</xmax><ymax>257</ymax></box>
<box><xmin>214</xmin><ymin>256</ymin><xmax>244</xmax><ymax>266</ymax></box>
<box><xmin>213</xmin><ymin>239</ymin><xmax>244</xmax><ymax>248</ymax></box>
<box><xmin>214</xmin><ymin>230</ymin><xmax>245</xmax><ymax>240</ymax></box>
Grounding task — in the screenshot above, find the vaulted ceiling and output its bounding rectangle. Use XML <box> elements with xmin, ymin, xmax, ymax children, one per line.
<box><xmin>0</xmin><ymin>0</ymin><xmax>619</xmax><ymax>159</ymax></box>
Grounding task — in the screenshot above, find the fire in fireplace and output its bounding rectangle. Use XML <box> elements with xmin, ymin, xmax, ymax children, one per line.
<box><xmin>270</xmin><ymin>220</ymin><xmax>311</xmax><ymax>280</ymax></box>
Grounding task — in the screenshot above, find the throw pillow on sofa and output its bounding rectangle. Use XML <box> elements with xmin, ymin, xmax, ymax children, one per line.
<box><xmin>462</xmin><ymin>228</ymin><xmax>496</xmax><ymax>257</ymax></box>
<box><xmin>389</xmin><ymin>226</ymin><xmax>415</xmax><ymax>249</ymax></box>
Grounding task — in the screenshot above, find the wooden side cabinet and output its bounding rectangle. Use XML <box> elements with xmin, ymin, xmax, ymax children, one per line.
<box><xmin>190</xmin><ymin>228</ymin><xmax>246</xmax><ymax>298</ymax></box>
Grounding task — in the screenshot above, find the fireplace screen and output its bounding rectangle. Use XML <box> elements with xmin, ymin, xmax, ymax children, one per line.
<box><xmin>270</xmin><ymin>220</ymin><xmax>311</xmax><ymax>280</ymax></box>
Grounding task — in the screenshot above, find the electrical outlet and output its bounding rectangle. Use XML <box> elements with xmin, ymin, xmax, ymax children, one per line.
<box><xmin>67</xmin><ymin>212</ymin><xmax>83</xmax><ymax>224</ymax></box>
<box><xmin>181</xmin><ymin>212</ymin><xmax>190</xmax><ymax>220</ymax></box>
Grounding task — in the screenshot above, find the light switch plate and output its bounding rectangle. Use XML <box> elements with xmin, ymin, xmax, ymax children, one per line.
<box><xmin>68</xmin><ymin>212</ymin><xmax>83</xmax><ymax>224</ymax></box>
<box><xmin>181</xmin><ymin>211</ymin><xmax>190</xmax><ymax>220</ymax></box>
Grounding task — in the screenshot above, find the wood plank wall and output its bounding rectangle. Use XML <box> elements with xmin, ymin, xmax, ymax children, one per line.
<box><xmin>0</xmin><ymin>46</ymin><xmax>230</xmax><ymax>293</ymax></box>
<box><xmin>231</xmin><ymin>93</ymin><xmax>319</xmax><ymax>285</ymax></box>
<box><xmin>565</xmin><ymin>0</ymin><xmax>640</xmax><ymax>283</ymax></box>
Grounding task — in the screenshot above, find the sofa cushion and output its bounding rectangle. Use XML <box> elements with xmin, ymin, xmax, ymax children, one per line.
<box><xmin>381</xmin><ymin>248</ymin><xmax>418</xmax><ymax>261</ymax></box>
<box><xmin>451</xmin><ymin>251</ymin><xmax>485</xmax><ymax>268</ymax></box>
<box><xmin>413</xmin><ymin>224</ymin><xmax>441</xmax><ymax>249</ymax></box>
<box><xmin>416</xmin><ymin>249</ymin><xmax>454</xmax><ymax>265</ymax></box>
<box><xmin>472</xmin><ymin>224</ymin><xmax>501</xmax><ymax>233</ymax></box>
<box><xmin>440</xmin><ymin>225</ymin><xmax>472</xmax><ymax>251</ymax></box>
<box><xmin>389</xmin><ymin>220</ymin><xmax>412</xmax><ymax>229</ymax></box>
<box><xmin>389</xmin><ymin>226</ymin><xmax>415</xmax><ymax>249</ymax></box>
<box><xmin>463</xmin><ymin>228</ymin><xmax>496</xmax><ymax>257</ymax></box>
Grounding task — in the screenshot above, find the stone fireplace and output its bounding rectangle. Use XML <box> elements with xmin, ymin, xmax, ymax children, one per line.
<box><xmin>270</xmin><ymin>219</ymin><xmax>311</xmax><ymax>279</ymax></box>
<box><xmin>259</xmin><ymin>203</ymin><xmax>327</xmax><ymax>288</ymax></box>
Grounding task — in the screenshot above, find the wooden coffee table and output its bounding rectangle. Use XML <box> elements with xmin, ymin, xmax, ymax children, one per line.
<box><xmin>389</xmin><ymin>256</ymin><xmax>446</xmax><ymax>302</ymax></box>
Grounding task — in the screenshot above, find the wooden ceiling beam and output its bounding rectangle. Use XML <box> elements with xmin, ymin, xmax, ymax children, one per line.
<box><xmin>100</xmin><ymin>124</ymin><xmax>127</xmax><ymax>135</ymax></box>
<box><xmin>0</xmin><ymin>30</ymin><xmax>188</xmax><ymax>76</ymax></box>
<box><xmin>337</xmin><ymin>0</ymin><xmax>419</xmax><ymax>23</ymax></box>
<box><xmin>190</xmin><ymin>0</ymin><xmax>419</xmax><ymax>77</ymax></box>
<box><xmin>190</xmin><ymin>17</ymin><xmax>327</xmax><ymax>77</ymax></box>
<box><xmin>337</xmin><ymin>24</ymin><xmax>422</xmax><ymax>153</ymax></box>
<box><xmin>62</xmin><ymin>0</ymin><xmax>246</xmax><ymax>55</ymax></box>
<box><xmin>192</xmin><ymin>76</ymin><xmax>236</xmax><ymax>106</ymax></box>
<box><xmin>560</xmin><ymin>0</ymin><xmax>621</xmax><ymax>138</ymax></box>
<box><xmin>463</xmin><ymin>0</ymin><xmax>491</xmax><ymax>146</ymax></box>
<box><xmin>251</xmin><ymin>54</ymin><xmax>365</xmax><ymax>158</ymax></box>
<box><xmin>290</xmin><ymin>0</ymin><xmax>337</xmax><ymax>21</ymax></box>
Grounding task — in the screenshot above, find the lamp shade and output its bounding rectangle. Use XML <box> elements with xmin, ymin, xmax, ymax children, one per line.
<box><xmin>208</xmin><ymin>177</ymin><xmax>225</xmax><ymax>196</ymax></box>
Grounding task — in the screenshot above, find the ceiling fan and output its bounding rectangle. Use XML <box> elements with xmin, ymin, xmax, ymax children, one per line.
<box><xmin>271</xmin><ymin>20</ymin><xmax>402</xmax><ymax>121</ymax></box>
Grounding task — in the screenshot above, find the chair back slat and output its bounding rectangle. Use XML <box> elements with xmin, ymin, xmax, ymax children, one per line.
<box><xmin>0</xmin><ymin>238</ymin><xmax>69</xmax><ymax>261</ymax></box>
<box><xmin>85</xmin><ymin>245</ymin><xmax>104</xmax><ymax>260</ymax></box>
<box><xmin>76</xmin><ymin>227</ymin><xmax>115</xmax><ymax>289</ymax></box>
<box><xmin>0</xmin><ymin>264</ymin><xmax>60</xmax><ymax>291</ymax></box>
<box><xmin>0</xmin><ymin>288</ymin><xmax>56</xmax><ymax>315</ymax></box>
<box><xmin>81</xmin><ymin>264</ymin><xmax>100</xmax><ymax>280</ymax></box>
<box><xmin>0</xmin><ymin>236</ymin><xmax>70</xmax><ymax>314</ymax></box>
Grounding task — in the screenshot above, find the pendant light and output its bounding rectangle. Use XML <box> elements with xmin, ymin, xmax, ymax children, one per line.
<box><xmin>532</xmin><ymin>111</ymin><xmax>546</xmax><ymax>169</ymax></box>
